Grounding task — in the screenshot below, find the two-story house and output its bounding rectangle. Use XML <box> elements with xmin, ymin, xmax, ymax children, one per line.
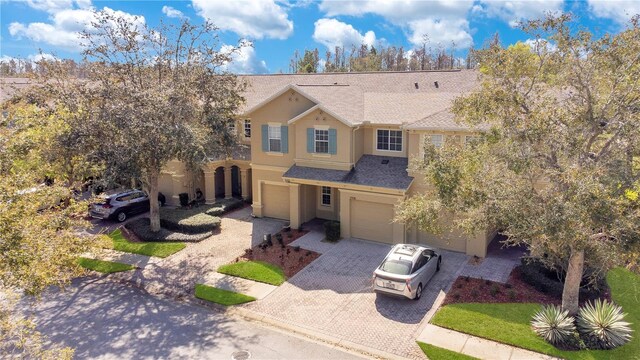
<box><xmin>161</xmin><ymin>69</ymin><xmax>496</xmax><ymax>257</ymax></box>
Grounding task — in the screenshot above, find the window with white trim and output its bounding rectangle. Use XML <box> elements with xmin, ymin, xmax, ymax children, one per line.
<box><xmin>321</xmin><ymin>186</ymin><xmax>331</xmax><ymax>206</ymax></box>
<box><xmin>315</xmin><ymin>129</ymin><xmax>329</xmax><ymax>153</ymax></box>
<box><xmin>376</xmin><ymin>129</ymin><xmax>403</xmax><ymax>151</ymax></box>
<box><xmin>244</xmin><ymin>119</ymin><xmax>251</xmax><ymax>138</ymax></box>
<box><xmin>430</xmin><ymin>134</ymin><xmax>444</xmax><ymax>148</ymax></box>
<box><xmin>268</xmin><ymin>125</ymin><xmax>281</xmax><ymax>152</ymax></box>
<box><xmin>228</xmin><ymin>120</ymin><xmax>236</xmax><ymax>134</ymax></box>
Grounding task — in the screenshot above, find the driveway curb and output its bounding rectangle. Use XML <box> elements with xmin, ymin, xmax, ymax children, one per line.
<box><xmin>228</xmin><ymin>307</ymin><xmax>409</xmax><ymax>360</ymax></box>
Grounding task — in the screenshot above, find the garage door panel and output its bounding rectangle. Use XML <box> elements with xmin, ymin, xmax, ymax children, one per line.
<box><xmin>263</xmin><ymin>184</ymin><xmax>290</xmax><ymax>220</ymax></box>
<box><xmin>350</xmin><ymin>200</ymin><xmax>394</xmax><ymax>244</ymax></box>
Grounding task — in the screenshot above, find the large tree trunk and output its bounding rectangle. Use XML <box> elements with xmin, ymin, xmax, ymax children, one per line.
<box><xmin>562</xmin><ymin>248</ymin><xmax>585</xmax><ymax>315</ymax></box>
<box><xmin>148</xmin><ymin>170</ymin><xmax>161</xmax><ymax>232</ymax></box>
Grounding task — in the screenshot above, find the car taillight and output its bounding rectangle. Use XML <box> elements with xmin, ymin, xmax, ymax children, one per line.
<box><xmin>406</xmin><ymin>279</ymin><xmax>411</xmax><ymax>292</ymax></box>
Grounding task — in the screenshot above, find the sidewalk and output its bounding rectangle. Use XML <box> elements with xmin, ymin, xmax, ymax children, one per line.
<box><xmin>417</xmin><ymin>324</ymin><xmax>558</xmax><ymax>360</ymax></box>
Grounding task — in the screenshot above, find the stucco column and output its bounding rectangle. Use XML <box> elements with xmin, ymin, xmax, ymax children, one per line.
<box><xmin>289</xmin><ymin>183</ymin><xmax>300</xmax><ymax>229</ymax></box>
<box><xmin>240</xmin><ymin>168</ymin><xmax>249</xmax><ymax>200</ymax></box>
<box><xmin>339</xmin><ymin>190</ymin><xmax>351</xmax><ymax>238</ymax></box>
<box><xmin>224</xmin><ymin>166</ymin><xmax>232</xmax><ymax>199</ymax></box>
<box><xmin>203</xmin><ymin>170</ymin><xmax>216</xmax><ymax>204</ymax></box>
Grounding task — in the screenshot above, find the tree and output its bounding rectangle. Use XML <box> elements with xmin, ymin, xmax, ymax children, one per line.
<box><xmin>42</xmin><ymin>11</ymin><xmax>246</xmax><ymax>232</ymax></box>
<box><xmin>296</xmin><ymin>49</ymin><xmax>320</xmax><ymax>73</ymax></box>
<box><xmin>396</xmin><ymin>14</ymin><xmax>640</xmax><ymax>315</ymax></box>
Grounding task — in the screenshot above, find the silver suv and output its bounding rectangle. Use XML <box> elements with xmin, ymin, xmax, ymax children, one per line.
<box><xmin>373</xmin><ymin>244</ymin><xmax>441</xmax><ymax>300</ymax></box>
<box><xmin>90</xmin><ymin>189</ymin><xmax>149</xmax><ymax>222</ymax></box>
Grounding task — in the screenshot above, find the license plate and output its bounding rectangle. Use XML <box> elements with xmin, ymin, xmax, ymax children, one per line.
<box><xmin>384</xmin><ymin>281</ymin><xmax>395</xmax><ymax>289</ymax></box>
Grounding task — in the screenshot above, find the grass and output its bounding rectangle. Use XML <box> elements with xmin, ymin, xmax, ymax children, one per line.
<box><xmin>194</xmin><ymin>284</ymin><xmax>255</xmax><ymax>306</ymax></box>
<box><xmin>417</xmin><ymin>342</ymin><xmax>479</xmax><ymax>360</ymax></box>
<box><xmin>105</xmin><ymin>229</ymin><xmax>186</xmax><ymax>258</ymax></box>
<box><xmin>77</xmin><ymin>257</ymin><xmax>135</xmax><ymax>274</ymax></box>
<box><xmin>218</xmin><ymin>260</ymin><xmax>286</xmax><ymax>286</ymax></box>
<box><xmin>431</xmin><ymin>268</ymin><xmax>639</xmax><ymax>360</ymax></box>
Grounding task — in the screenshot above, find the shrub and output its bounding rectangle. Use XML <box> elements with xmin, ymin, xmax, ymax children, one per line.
<box><xmin>324</xmin><ymin>221</ymin><xmax>340</xmax><ymax>242</ymax></box>
<box><xmin>275</xmin><ymin>233</ymin><xmax>283</xmax><ymax>245</ymax></box>
<box><xmin>178</xmin><ymin>192</ymin><xmax>189</xmax><ymax>207</ymax></box>
<box><xmin>204</xmin><ymin>198</ymin><xmax>244</xmax><ymax>217</ymax></box>
<box><xmin>160</xmin><ymin>207</ymin><xmax>221</xmax><ymax>234</ymax></box>
<box><xmin>125</xmin><ymin>218</ymin><xmax>213</xmax><ymax>242</ymax></box>
<box><xmin>508</xmin><ymin>289</ymin><xmax>517</xmax><ymax>301</ymax></box>
<box><xmin>518</xmin><ymin>259</ymin><xmax>606</xmax><ymax>300</ymax></box>
<box><xmin>490</xmin><ymin>284</ymin><xmax>500</xmax><ymax>297</ymax></box>
<box><xmin>531</xmin><ymin>305</ymin><xmax>577</xmax><ymax>346</ymax></box>
<box><xmin>577</xmin><ymin>299</ymin><xmax>633</xmax><ymax>349</ymax></box>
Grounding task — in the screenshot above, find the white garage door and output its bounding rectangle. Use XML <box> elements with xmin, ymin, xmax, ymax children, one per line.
<box><xmin>350</xmin><ymin>199</ymin><xmax>394</xmax><ymax>244</ymax></box>
<box><xmin>262</xmin><ymin>184</ymin><xmax>290</xmax><ymax>220</ymax></box>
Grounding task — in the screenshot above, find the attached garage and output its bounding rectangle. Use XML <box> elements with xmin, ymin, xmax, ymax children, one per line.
<box><xmin>417</xmin><ymin>230</ymin><xmax>467</xmax><ymax>253</ymax></box>
<box><xmin>350</xmin><ymin>199</ymin><xmax>395</xmax><ymax>244</ymax></box>
<box><xmin>262</xmin><ymin>183</ymin><xmax>290</xmax><ymax>220</ymax></box>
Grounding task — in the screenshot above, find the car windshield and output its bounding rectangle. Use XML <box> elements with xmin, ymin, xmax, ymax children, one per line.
<box><xmin>379</xmin><ymin>259</ymin><xmax>412</xmax><ymax>275</ymax></box>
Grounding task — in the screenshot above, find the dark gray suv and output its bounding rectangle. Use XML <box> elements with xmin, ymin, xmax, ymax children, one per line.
<box><xmin>90</xmin><ymin>189</ymin><xmax>150</xmax><ymax>222</ymax></box>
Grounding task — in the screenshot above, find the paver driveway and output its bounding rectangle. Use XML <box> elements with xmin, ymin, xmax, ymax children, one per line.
<box><xmin>242</xmin><ymin>237</ymin><xmax>469</xmax><ymax>359</ymax></box>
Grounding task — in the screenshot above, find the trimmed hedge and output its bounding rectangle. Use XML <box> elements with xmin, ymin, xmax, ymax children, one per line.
<box><xmin>204</xmin><ymin>198</ymin><xmax>244</xmax><ymax>217</ymax></box>
<box><xmin>324</xmin><ymin>220</ymin><xmax>341</xmax><ymax>242</ymax></box>
<box><xmin>125</xmin><ymin>218</ymin><xmax>213</xmax><ymax>242</ymax></box>
<box><xmin>518</xmin><ymin>259</ymin><xmax>606</xmax><ymax>301</ymax></box>
<box><xmin>160</xmin><ymin>207</ymin><xmax>221</xmax><ymax>234</ymax></box>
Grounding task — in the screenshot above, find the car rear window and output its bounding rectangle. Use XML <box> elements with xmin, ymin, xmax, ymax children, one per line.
<box><xmin>379</xmin><ymin>259</ymin><xmax>412</xmax><ymax>275</ymax></box>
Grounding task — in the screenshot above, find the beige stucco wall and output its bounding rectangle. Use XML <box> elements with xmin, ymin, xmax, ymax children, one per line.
<box><xmin>353</xmin><ymin>127</ymin><xmax>364</xmax><ymax>163</ymax></box>
<box><xmin>293</xmin><ymin>109</ymin><xmax>353</xmax><ymax>171</ymax></box>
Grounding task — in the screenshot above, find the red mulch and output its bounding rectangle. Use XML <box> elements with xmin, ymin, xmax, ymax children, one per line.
<box><xmin>443</xmin><ymin>267</ymin><xmax>561</xmax><ymax>306</ymax></box>
<box><xmin>230</xmin><ymin>228</ymin><xmax>321</xmax><ymax>278</ymax></box>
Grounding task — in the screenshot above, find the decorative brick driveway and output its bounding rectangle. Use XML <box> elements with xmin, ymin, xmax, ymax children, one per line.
<box><xmin>241</xmin><ymin>237</ymin><xmax>469</xmax><ymax>359</ymax></box>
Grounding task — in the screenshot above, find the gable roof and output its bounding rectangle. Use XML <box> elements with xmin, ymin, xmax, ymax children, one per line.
<box><xmin>240</xmin><ymin>70</ymin><xmax>479</xmax><ymax>129</ymax></box>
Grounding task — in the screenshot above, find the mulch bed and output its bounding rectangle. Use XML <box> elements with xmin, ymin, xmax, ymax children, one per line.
<box><xmin>443</xmin><ymin>267</ymin><xmax>561</xmax><ymax>305</ymax></box>
<box><xmin>230</xmin><ymin>228</ymin><xmax>321</xmax><ymax>278</ymax></box>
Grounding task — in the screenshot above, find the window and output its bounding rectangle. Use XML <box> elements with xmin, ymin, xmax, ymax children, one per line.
<box><xmin>321</xmin><ymin>186</ymin><xmax>331</xmax><ymax>206</ymax></box>
<box><xmin>228</xmin><ymin>121</ymin><xmax>236</xmax><ymax>134</ymax></box>
<box><xmin>315</xmin><ymin>129</ymin><xmax>329</xmax><ymax>153</ymax></box>
<box><xmin>268</xmin><ymin>125</ymin><xmax>281</xmax><ymax>152</ymax></box>
<box><xmin>376</xmin><ymin>129</ymin><xmax>403</xmax><ymax>151</ymax></box>
<box><xmin>430</xmin><ymin>134</ymin><xmax>444</xmax><ymax>148</ymax></box>
<box><xmin>244</xmin><ymin>119</ymin><xmax>251</xmax><ymax>138</ymax></box>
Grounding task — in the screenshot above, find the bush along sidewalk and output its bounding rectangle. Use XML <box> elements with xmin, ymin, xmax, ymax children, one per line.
<box><xmin>125</xmin><ymin>218</ymin><xmax>213</xmax><ymax>242</ymax></box>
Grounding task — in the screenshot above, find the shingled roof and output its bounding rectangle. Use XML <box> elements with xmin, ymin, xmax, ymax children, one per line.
<box><xmin>240</xmin><ymin>69</ymin><xmax>479</xmax><ymax>129</ymax></box>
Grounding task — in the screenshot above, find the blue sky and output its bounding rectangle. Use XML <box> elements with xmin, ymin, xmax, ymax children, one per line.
<box><xmin>1</xmin><ymin>0</ymin><xmax>639</xmax><ymax>73</ymax></box>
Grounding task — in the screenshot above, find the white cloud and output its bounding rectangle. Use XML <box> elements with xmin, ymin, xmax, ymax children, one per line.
<box><xmin>313</xmin><ymin>18</ymin><xmax>377</xmax><ymax>49</ymax></box>
<box><xmin>28</xmin><ymin>53</ymin><xmax>56</xmax><ymax>62</ymax></box>
<box><xmin>524</xmin><ymin>38</ymin><xmax>557</xmax><ymax>52</ymax></box>
<box><xmin>318</xmin><ymin>0</ymin><xmax>474</xmax><ymax>48</ymax></box>
<box><xmin>477</xmin><ymin>0</ymin><xmax>564</xmax><ymax>27</ymax></box>
<box><xmin>220</xmin><ymin>44</ymin><xmax>268</xmax><ymax>74</ymax></box>
<box><xmin>191</xmin><ymin>0</ymin><xmax>293</xmax><ymax>39</ymax></box>
<box><xmin>588</xmin><ymin>0</ymin><xmax>640</xmax><ymax>25</ymax></box>
<box><xmin>9</xmin><ymin>6</ymin><xmax>146</xmax><ymax>50</ymax></box>
<box><xmin>162</xmin><ymin>5</ymin><xmax>186</xmax><ymax>19</ymax></box>
<box><xmin>24</xmin><ymin>0</ymin><xmax>91</xmax><ymax>13</ymax></box>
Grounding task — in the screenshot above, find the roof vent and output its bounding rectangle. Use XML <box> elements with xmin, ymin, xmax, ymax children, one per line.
<box><xmin>434</xmin><ymin>81</ymin><xmax>439</xmax><ymax>88</ymax></box>
<box><xmin>381</xmin><ymin>159</ymin><xmax>389</xmax><ymax>164</ymax></box>
<box><xmin>414</xmin><ymin>82</ymin><xmax>419</xmax><ymax>89</ymax></box>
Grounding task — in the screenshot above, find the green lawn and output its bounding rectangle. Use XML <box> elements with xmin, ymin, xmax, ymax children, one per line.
<box><xmin>417</xmin><ymin>342</ymin><xmax>479</xmax><ymax>360</ymax></box>
<box><xmin>431</xmin><ymin>268</ymin><xmax>639</xmax><ymax>360</ymax></box>
<box><xmin>106</xmin><ymin>229</ymin><xmax>186</xmax><ymax>258</ymax></box>
<box><xmin>77</xmin><ymin>257</ymin><xmax>135</xmax><ymax>274</ymax></box>
<box><xmin>194</xmin><ymin>284</ymin><xmax>256</xmax><ymax>306</ymax></box>
<box><xmin>218</xmin><ymin>260</ymin><xmax>286</xmax><ymax>286</ymax></box>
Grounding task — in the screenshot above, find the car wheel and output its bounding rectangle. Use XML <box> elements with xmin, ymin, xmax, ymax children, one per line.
<box><xmin>436</xmin><ymin>256</ymin><xmax>442</xmax><ymax>272</ymax></box>
<box><xmin>116</xmin><ymin>211</ymin><xmax>127</xmax><ymax>222</ymax></box>
<box><xmin>414</xmin><ymin>284</ymin><xmax>423</xmax><ymax>300</ymax></box>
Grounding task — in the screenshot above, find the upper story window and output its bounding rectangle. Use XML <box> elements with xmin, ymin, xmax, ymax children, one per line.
<box><xmin>315</xmin><ymin>129</ymin><xmax>329</xmax><ymax>153</ymax></box>
<box><xmin>377</xmin><ymin>129</ymin><xmax>403</xmax><ymax>151</ymax></box>
<box><xmin>321</xmin><ymin>186</ymin><xmax>331</xmax><ymax>206</ymax></box>
<box><xmin>268</xmin><ymin>125</ymin><xmax>281</xmax><ymax>152</ymax></box>
<box><xmin>228</xmin><ymin>120</ymin><xmax>236</xmax><ymax>134</ymax></box>
<box><xmin>430</xmin><ymin>134</ymin><xmax>444</xmax><ymax>148</ymax></box>
<box><xmin>244</xmin><ymin>119</ymin><xmax>251</xmax><ymax>138</ymax></box>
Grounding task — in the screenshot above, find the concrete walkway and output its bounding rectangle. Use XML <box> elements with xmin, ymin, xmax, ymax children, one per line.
<box><xmin>417</xmin><ymin>324</ymin><xmax>558</xmax><ymax>360</ymax></box>
<box><xmin>200</xmin><ymin>272</ymin><xmax>278</xmax><ymax>299</ymax></box>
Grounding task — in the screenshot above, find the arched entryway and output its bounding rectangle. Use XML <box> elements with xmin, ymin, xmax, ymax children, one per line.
<box><xmin>214</xmin><ymin>166</ymin><xmax>225</xmax><ymax>199</ymax></box>
<box><xmin>231</xmin><ymin>165</ymin><xmax>241</xmax><ymax>197</ymax></box>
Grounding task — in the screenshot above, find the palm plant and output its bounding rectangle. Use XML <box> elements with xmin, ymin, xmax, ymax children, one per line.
<box><xmin>577</xmin><ymin>299</ymin><xmax>633</xmax><ymax>349</ymax></box>
<box><xmin>531</xmin><ymin>305</ymin><xmax>577</xmax><ymax>346</ymax></box>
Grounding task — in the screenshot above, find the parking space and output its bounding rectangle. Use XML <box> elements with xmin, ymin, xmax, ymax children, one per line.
<box><xmin>242</xmin><ymin>237</ymin><xmax>469</xmax><ymax>359</ymax></box>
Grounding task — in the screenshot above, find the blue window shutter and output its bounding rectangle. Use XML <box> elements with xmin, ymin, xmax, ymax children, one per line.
<box><xmin>329</xmin><ymin>128</ymin><xmax>337</xmax><ymax>155</ymax></box>
<box><xmin>307</xmin><ymin>128</ymin><xmax>314</xmax><ymax>153</ymax></box>
<box><xmin>261</xmin><ymin>124</ymin><xmax>269</xmax><ymax>151</ymax></box>
<box><xmin>281</xmin><ymin>126</ymin><xmax>289</xmax><ymax>153</ymax></box>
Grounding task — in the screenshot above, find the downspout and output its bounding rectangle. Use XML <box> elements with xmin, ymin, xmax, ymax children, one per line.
<box><xmin>351</xmin><ymin>125</ymin><xmax>361</xmax><ymax>167</ymax></box>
